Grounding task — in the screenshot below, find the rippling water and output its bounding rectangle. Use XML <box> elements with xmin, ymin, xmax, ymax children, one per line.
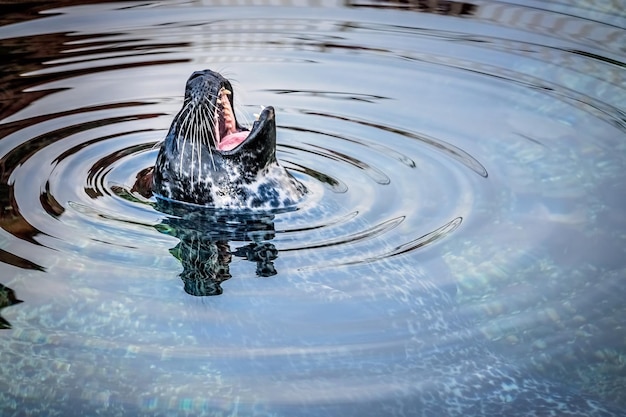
<box><xmin>1</xmin><ymin>1</ymin><xmax>625</xmax><ymax>416</ymax></box>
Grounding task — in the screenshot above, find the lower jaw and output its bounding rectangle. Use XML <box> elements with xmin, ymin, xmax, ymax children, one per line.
<box><xmin>217</xmin><ymin>130</ymin><xmax>250</xmax><ymax>151</ymax></box>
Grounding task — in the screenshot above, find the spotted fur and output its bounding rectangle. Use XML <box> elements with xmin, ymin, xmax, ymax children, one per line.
<box><xmin>153</xmin><ymin>69</ymin><xmax>306</xmax><ymax>209</ymax></box>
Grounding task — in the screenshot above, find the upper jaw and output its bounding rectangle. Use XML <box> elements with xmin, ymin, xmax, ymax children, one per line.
<box><xmin>209</xmin><ymin>86</ymin><xmax>275</xmax><ymax>155</ymax></box>
<box><xmin>218</xmin><ymin>106</ymin><xmax>276</xmax><ymax>158</ymax></box>
<box><xmin>183</xmin><ymin>70</ymin><xmax>276</xmax><ymax>156</ymax></box>
<box><xmin>213</xmin><ymin>83</ymin><xmax>241</xmax><ymax>146</ymax></box>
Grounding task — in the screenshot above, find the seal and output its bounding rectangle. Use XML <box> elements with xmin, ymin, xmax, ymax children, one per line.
<box><xmin>152</xmin><ymin>69</ymin><xmax>306</xmax><ymax>210</ymax></box>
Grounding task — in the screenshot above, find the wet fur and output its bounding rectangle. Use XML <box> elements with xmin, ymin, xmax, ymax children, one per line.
<box><xmin>153</xmin><ymin>70</ymin><xmax>306</xmax><ymax>209</ymax></box>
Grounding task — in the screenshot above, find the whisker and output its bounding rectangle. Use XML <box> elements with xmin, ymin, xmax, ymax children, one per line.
<box><xmin>190</xmin><ymin>102</ymin><xmax>214</xmax><ymax>170</ymax></box>
<box><xmin>193</xmin><ymin>107</ymin><xmax>206</xmax><ymax>182</ymax></box>
<box><xmin>213</xmin><ymin>102</ymin><xmax>220</xmax><ymax>150</ymax></box>
<box><xmin>202</xmin><ymin>96</ymin><xmax>220</xmax><ymax>113</ymax></box>
<box><xmin>177</xmin><ymin>107</ymin><xmax>193</xmax><ymax>176</ymax></box>
<box><xmin>234</xmin><ymin>103</ymin><xmax>252</xmax><ymax>130</ymax></box>
<box><xmin>201</xmin><ymin>106</ymin><xmax>216</xmax><ymax>169</ymax></box>
<box><xmin>174</xmin><ymin>91</ymin><xmax>227</xmax><ymax>176</ymax></box>
<box><xmin>201</xmin><ymin>98</ymin><xmax>220</xmax><ymax>127</ymax></box>
<box><xmin>175</xmin><ymin>101</ymin><xmax>190</xmax><ymax>148</ymax></box>
<box><xmin>188</xmin><ymin>108</ymin><xmax>199</xmax><ymax>186</ymax></box>
<box><xmin>193</xmin><ymin>108</ymin><xmax>204</xmax><ymax>180</ymax></box>
<box><xmin>201</xmin><ymin>102</ymin><xmax>217</xmax><ymax>146</ymax></box>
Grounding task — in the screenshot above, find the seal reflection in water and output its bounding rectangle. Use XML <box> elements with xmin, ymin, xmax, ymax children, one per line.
<box><xmin>155</xmin><ymin>199</ymin><xmax>280</xmax><ymax>296</ymax></box>
<box><xmin>153</xmin><ymin>69</ymin><xmax>306</xmax><ymax>209</ymax></box>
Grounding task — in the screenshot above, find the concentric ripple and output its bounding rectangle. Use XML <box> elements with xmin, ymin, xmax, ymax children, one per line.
<box><xmin>0</xmin><ymin>1</ymin><xmax>625</xmax><ymax>416</ymax></box>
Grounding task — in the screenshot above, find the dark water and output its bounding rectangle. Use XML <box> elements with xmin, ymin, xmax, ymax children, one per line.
<box><xmin>1</xmin><ymin>1</ymin><xmax>625</xmax><ymax>416</ymax></box>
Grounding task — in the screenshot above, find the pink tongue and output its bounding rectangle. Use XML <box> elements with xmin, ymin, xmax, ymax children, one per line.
<box><xmin>217</xmin><ymin>131</ymin><xmax>249</xmax><ymax>151</ymax></box>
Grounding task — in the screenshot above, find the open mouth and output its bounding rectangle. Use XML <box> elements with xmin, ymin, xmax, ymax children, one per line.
<box><xmin>213</xmin><ymin>86</ymin><xmax>270</xmax><ymax>152</ymax></box>
<box><xmin>214</xmin><ymin>87</ymin><xmax>248</xmax><ymax>151</ymax></box>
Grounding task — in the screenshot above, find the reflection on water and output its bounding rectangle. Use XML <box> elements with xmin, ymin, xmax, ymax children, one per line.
<box><xmin>154</xmin><ymin>200</ymin><xmax>280</xmax><ymax>296</ymax></box>
<box><xmin>353</xmin><ymin>0</ymin><xmax>476</xmax><ymax>15</ymax></box>
<box><xmin>0</xmin><ymin>0</ymin><xmax>625</xmax><ymax>415</ymax></box>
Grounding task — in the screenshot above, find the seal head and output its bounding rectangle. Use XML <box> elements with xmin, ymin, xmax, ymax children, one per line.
<box><xmin>153</xmin><ymin>69</ymin><xmax>305</xmax><ymax>210</ymax></box>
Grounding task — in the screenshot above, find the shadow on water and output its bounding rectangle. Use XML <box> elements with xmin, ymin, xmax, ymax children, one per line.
<box><xmin>153</xmin><ymin>198</ymin><xmax>281</xmax><ymax>296</ymax></box>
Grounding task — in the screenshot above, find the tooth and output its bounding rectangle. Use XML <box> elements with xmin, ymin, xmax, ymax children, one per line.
<box><xmin>254</xmin><ymin>105</ymin><xmax>265</xmax><ymax>121</ymax></box>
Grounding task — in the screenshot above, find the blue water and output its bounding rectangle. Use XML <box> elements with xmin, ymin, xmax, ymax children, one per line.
<box><xmin>0</xmin><ymin>1</ymin><xmax>625</xmax><ymax>416</ymax></box>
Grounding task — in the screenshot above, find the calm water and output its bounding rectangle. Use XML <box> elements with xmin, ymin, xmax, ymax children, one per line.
<box><xmin>1</xmin><ymin>1</ymin><xmax>625</xmax><ymax>416</ymax></box>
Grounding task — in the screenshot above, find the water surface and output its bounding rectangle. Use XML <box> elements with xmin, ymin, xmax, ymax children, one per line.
<box><xmin>0</xmin><ymin>1</ymin><xmax>625</xmax><ymax>416</ymax></box>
